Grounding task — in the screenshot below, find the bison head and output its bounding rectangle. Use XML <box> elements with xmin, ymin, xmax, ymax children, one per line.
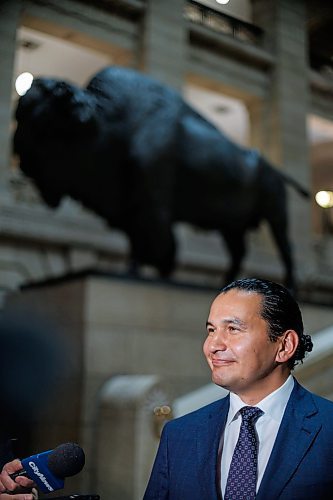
<box><xmin>14</xmin><ymin>77</ymin><xmax>98</xmax><ymax>208</ymax></box>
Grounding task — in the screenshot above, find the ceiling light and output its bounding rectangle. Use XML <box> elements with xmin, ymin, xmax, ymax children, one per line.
<box><xmin>216</xmin><ymin>0</ymin><xmax>230</xmax><ymax>4</ymax></box>
<box><xmin>15</xmin><ymin>72</ymin><xmax>33</xmax><ymax>96</ymax></box>
<box><xmin>315</xmin><ymin>190</ymin><xmax>333</xmax><ymax>209</ymax></box>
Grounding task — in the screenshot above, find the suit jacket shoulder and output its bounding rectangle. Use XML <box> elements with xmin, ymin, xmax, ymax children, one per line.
<box><xmin>166</xmin><ymin>395</ymin><xmax>229</xmax><ymax>433</ymax></box>
<box><xmin>257</xmin><ymin>378</ymin><xmax>333</xmax><ymax>500</ymax></box>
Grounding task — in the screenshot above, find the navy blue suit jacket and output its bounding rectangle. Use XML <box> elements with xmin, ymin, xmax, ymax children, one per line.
<box><xmin>144</xmin><ymin>379</ymin><xmax>333</xmax><ymax>499</ymax></box>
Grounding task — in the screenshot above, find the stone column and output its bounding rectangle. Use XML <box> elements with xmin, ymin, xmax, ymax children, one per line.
<box><xmin>140</xmin><ymin>0</ymin><xmax>187</xmax><ymax>90</ymax></box>
<box><xmin>251</xmin><ymin>0</ymin><xmax>311</xmax><ymax>280</ymax></box>
<box><xmin>247</xmin><ymin>98</ymin><xmax>269</xmax><ymax>152</ymax></box>
<box><xmin>0</xmin><ymin>0</ymin><xmax>21</xmax><ymax>198</ymax></box>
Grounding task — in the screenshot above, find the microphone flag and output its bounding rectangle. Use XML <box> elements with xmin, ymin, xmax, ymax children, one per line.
<box><xmin>21</xmin><ymin>450</ymin><xmax>65</xmax><ymax>493</ymax></box>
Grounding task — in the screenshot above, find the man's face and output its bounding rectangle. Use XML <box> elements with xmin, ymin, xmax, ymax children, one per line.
<box><xmin>203</xmin><ymin>289</ymin><xmax>286</xmax><ymax>402</ymax></box>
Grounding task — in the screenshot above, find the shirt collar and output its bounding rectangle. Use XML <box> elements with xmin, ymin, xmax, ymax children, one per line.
<box><xmin>227</xmin><ymin>375</ymin><xmax>294</xmax><ymax>426</ymax></box>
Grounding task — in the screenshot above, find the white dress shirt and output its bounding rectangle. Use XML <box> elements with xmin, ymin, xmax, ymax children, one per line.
<box><xmin>220</xmin><ymin>375</ymin><xmax>294</xmax><ymax>496</ymax></box>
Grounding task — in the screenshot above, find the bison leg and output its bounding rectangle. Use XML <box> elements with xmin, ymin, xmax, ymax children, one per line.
<box><xmin>221</xmin><ymin>229</ymin><xmax>247</xmax><ymax>285</ymax></box>
<box><xmin>126</xmin><ymin>205</ymin><xmax>176</xmax><ymax>278</ymax></box>
<box><xmin>267</xmin><ymin>211</ymin><xmax>295</xmax><ymax>293</ymax></box>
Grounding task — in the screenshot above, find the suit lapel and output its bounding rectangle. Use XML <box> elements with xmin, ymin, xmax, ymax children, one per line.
<box><xmin>256</xmin><ymin>380</ymin><xmax>321</xmax><ymax>500</ymax></box>
<box><xmin>197</xmin><ymin>395</ymin><xmax>230</xmax><ymax>500</ymax></box>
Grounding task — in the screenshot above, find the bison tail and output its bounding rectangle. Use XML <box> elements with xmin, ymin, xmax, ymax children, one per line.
<box><xmin>281</xmin><ymin>172</ymin><xmax>310</xmax><ymax>198</ymax></box>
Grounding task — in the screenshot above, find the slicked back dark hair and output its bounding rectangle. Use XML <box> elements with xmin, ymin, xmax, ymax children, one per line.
<box><xmin>221</xmin><ymin>278</ymin><xmax>313</xmax><ymax>369</ymax></box>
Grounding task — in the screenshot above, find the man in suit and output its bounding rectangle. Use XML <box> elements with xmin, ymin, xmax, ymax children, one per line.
<box><xmin>144</xmin><ymin>278</ymin><xmax>333</xmax><ymax>499</ymax></box>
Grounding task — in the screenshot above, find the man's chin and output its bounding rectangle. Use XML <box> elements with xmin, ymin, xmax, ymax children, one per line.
<box><xmin>211</xmin><ymin>373</ymin><xmax>230</xmax><ymax>390</ymax></box>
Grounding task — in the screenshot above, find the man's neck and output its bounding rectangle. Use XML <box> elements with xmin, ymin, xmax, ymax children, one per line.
<box><xmin>234</xmin><ymin>371</ymin><xmax>292</xmax><ymax>405</ymax></box>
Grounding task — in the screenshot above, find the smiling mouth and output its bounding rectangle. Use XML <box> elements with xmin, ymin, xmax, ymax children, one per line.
<box><xmin>211</xmin><ymin>358</ymin><xmax>235</xmax><ymax>366</ymax></box>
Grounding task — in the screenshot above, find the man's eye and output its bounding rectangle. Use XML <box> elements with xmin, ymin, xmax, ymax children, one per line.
<box><xmin>228</xmin><ymin>326</ymin><xmax>239</xmax><ymax>332</ymax></box>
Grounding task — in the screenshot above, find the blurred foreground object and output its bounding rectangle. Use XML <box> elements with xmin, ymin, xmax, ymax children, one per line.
<box><xmin>0</xmin><ymin>308</ymin><xmax>70</xmax><ymax>465</ymax></box>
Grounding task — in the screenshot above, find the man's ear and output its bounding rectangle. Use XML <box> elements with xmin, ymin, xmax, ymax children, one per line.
<box><xmin>275</xmin><ymin>330</ymin><xmax>299</xmax><ymax>364</ymax></box>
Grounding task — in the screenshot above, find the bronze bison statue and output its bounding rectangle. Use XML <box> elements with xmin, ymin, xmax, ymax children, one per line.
<box><xmin>13</xmin><ymin>66</ymin><xmax>309</xmax><ymax>291</ymax></box>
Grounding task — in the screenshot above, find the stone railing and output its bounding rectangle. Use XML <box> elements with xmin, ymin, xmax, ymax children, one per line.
<box><xmin>184</xmin><ymin>0</ymin><xmax>263</xmax><ymax>46</ymax></box>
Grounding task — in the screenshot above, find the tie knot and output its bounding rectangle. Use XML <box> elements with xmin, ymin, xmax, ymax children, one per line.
<box><xmin>240</xmin><ymin>406</ymin><xmax>263</xmax><ymax>423</ymax></box>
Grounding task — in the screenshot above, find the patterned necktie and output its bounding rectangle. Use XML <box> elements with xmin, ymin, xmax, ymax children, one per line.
<box><xmin>224</xmin><ymin>406</ymin><xmax>263</xmax><ymax>500</ymax></box>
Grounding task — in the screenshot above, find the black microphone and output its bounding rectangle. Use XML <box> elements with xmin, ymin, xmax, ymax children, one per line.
<box><xmin>10</xmin><ymin>442</ymin><xmax>85</xmax><ymax>493</ymax></box>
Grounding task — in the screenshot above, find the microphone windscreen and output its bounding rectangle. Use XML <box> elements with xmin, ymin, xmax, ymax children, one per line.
<box><xmin>48</xmin><ymin>443</ymin><xmax>85</xmax><ymax>478</ymax></box>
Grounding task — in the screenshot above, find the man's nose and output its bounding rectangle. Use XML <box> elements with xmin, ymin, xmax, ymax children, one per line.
<box><xmin>208</xmin><ymin>329</ymin><xmax>228</xmax><ymax>352</ymax></box>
